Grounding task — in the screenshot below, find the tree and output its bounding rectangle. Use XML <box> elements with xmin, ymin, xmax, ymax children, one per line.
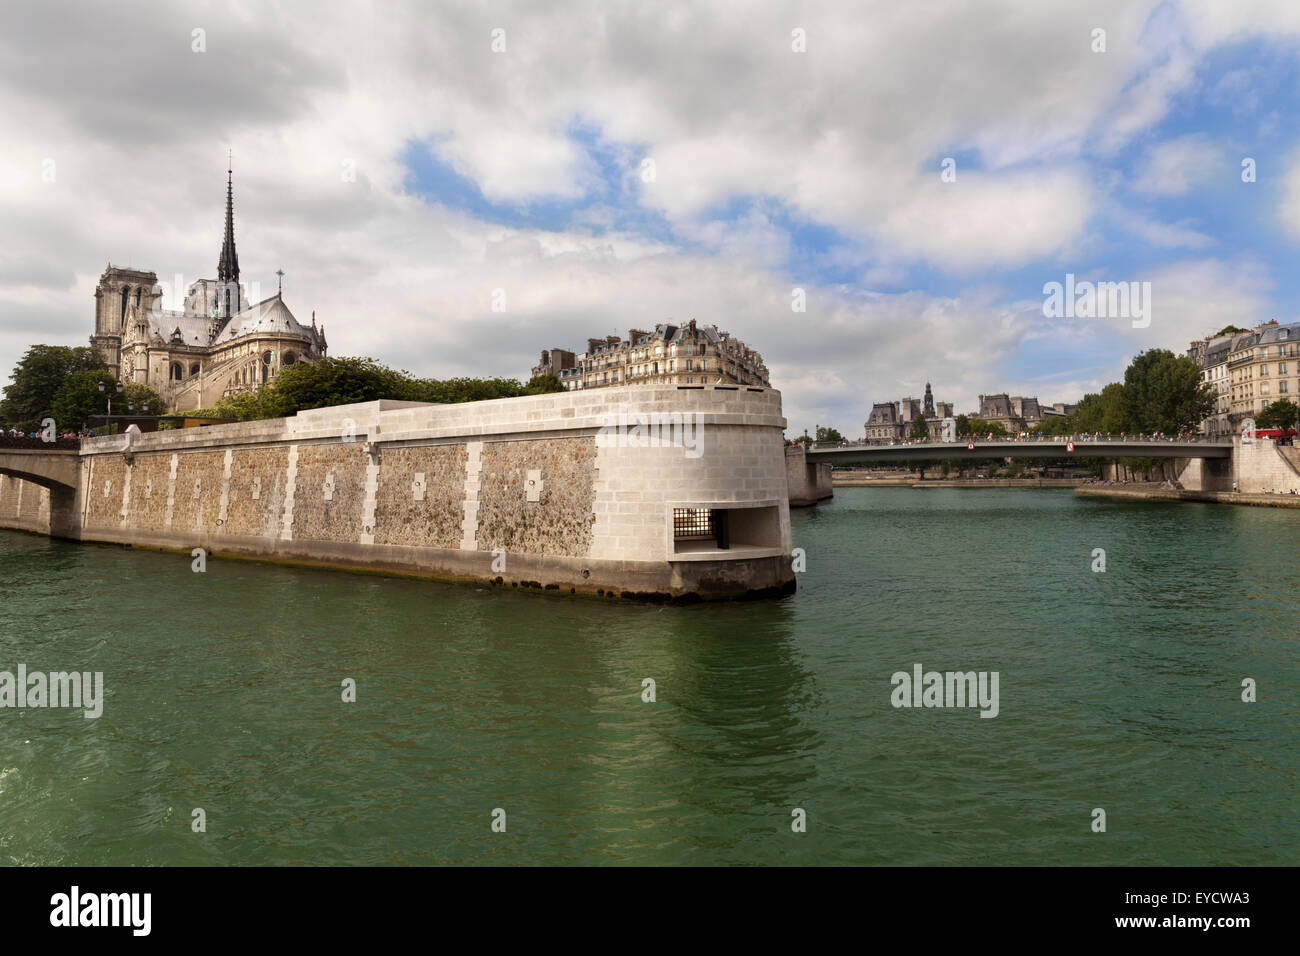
<box><xmin>908</xmin><ymin>415</ymin><xmax>931</xmax><ymax>441</ymax></box>
<box><xmin>523</xmin><ymin>374</ymin><xmax>565</xmax><ymax>395</ymax></box>
<box><xmin>0</xmin><ymin>345</ymin><xmax>107</xmax><ymax>429</ymax></box>
<box><xmin>965</xmin><ymin>418</ymin><xmax>1007</xmax><ymax>437</ymax></box>
<box><xmin>48</xmin><ymin>370</ymin><xmax>118</xmax><ymax>431</ymax></box>
<box><xmin>1074</xmin><ymin>383</ymin><xmax>1129</xmax><ymax>434</ymax></box>
<box><xmin>121</xmin><ymin>382</ymin><xmax>165</xmax><ymax>416</ymax></box>
<box><xmin>816</xmin><ymin>425</ymin><xmax>845</xmax><ymax>443</ymax></box>
<box><xmin>262</xmin><ymin>356</ymin><xmax>414</xmax><ymax>417</ymax></box>
<box><xmin>1257</xmin><ymin>399</ymin><xmax>1300</xmax><ymax>431</ymax></box>
<box><xmin>1214</xmin><ymin>325</ymin><xmax>1244</xmax><ymax>337</ymax></box>
<box><xmin>190</xmin><ymin>391</ymin><xmax>274</xmax><ymax>422</ymax></box>
<box><xmin>1033</xmin><ymin>415</ymin><xmax>1075</xmax><ymax>436</ymax></box>
<box><xmin>1121</xmin><ymin>349</ymin><xmax>1215</xmax><ymax>434</ymax></box>
<box><xmin>955</xmin><ymin>414</ymin><xmax>971</xmax><ymax>437</ymax></box>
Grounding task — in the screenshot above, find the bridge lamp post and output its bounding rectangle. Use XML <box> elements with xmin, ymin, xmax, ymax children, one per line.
<box><xmin>98</xmin><ymin>381</ymin><xmax>122</xmax><ymax>434</ymax></box>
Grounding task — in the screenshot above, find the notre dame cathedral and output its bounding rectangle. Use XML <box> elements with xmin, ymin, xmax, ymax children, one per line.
<box><xmin>90</xmin><ymin>165</ymin><xmax>327</xmax><ymax>413</ymax></box>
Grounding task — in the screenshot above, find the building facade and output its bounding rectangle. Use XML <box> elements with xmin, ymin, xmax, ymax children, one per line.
<box><xmin>1187</xmin><ymin>322</ymin><xmax>1300</xmax><ymax>433</ymax></box>
<box><xmin>531</xmin><ymin>320</ymin><xmax>769</xmax><ymax>390</ymax></box>
<box><xmin>863</xmin><ymin>383</ymin><xmax>954</xmax><ymax>440</ymax></box>
<box><xmin>90</xmin><ymin>166</ymin><xmax>327</xmax><ymax>413</ymax></box>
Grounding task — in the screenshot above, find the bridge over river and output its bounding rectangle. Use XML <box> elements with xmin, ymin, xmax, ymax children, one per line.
<box><xmin>806</xmin><ymin>437</ymin><xmax>1233</xmax><ymax>465</ymax></box>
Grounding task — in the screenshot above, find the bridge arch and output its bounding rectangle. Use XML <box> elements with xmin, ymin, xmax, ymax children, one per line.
<box><xmin>0</xmin><ymin>448</ymin><xmax>83</xmax><ymax>539</ymax></box>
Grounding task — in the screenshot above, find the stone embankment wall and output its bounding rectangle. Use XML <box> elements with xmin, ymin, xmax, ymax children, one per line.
<box><xmin>785</xmin><ymin>445</ymin><xmax>833</xmax><ymax>506</ymax></box>
<box><xmin>4</xmin><ymin>386</ymin><xmax>795</xmax><ymax>601</ymax></box>
<box><xmin>1093</xmin><ymin>437</ymin><xmax>1299</xmax><ymax>496</ymax></box>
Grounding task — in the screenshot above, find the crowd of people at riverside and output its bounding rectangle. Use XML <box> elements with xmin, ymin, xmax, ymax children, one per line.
<box><xmin>2</xmin><ymin>426</ymin><xmax>87</xmax><ymax>440</ymax></box>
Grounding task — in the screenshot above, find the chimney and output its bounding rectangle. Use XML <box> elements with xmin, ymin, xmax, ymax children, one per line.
<box><xmin>588</xmin><ymin>338</ymin><xmax>603</xmax><ymax>353</ymax></box>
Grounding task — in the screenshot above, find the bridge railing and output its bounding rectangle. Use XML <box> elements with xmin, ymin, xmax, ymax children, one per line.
<box><xmin>0</xmin><ymin>436</ymin><xmax>83</xmax><ymax>450</ymax></box>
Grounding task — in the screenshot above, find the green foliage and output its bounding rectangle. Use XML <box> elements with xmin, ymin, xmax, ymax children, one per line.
<box><xmin>189</xmin><ymin>391</ymin><xmax>274</xmax><ymax>422</ymax></box>
<box><xmin>1031</xmin><ymin>415</ymin><xmax>1074</xmax><ymax>436</ymax></box>
<box><xmin>908</xmin><ymin>415</ymin><xmax>931</xmax><ymax>441</ymax></box>
<box><xmin>121</xmin><ymin>382</ymin><xmax>165</xmax><ymax>416</ymax></box>
<box><xmin>1257</xmin><ymin>399</ymin><xmax>1299</xmax><ymax>430</ymax></box>
<box><xmin>965</xmin><ymin>418</ymin><xmax>1008</xmax><ymax>437</ymax></box>
<box><xmin>1214</xmin><ymin>325</ymin><xmax>1244</xmax><ymax>337</ymax></box>
<box><xmin>1</xmin><ymin>345</ymin><xmax>107</xmax><ymax>429</ymax></box>
<box><xmin>262</xmin><ymin>357</ymin><xmax>413</xmax><ymax>416</ymax></box>
<box><xmin>816</xmin><ymin>425</ymin><xmax>845</xmax><ymax>443</ymax></box>
<box><xmin>48</xmin><ymin>370</ymin><xmax>118</xmax><ymax>431</ymax></box>
<box><xmin>190</xmin><ymin>357</ymin><xmax>551</xmax><ymax>422</ymax></box>
<box><xmin>1121</xmin><ymin>349</ymin><xmax>1216</xmax><ymax>434</ymax></box>
<box><xmin>954</xmin><ymin>414</ymin><xmax>970</xmax><ymax>437</ymax></box>
<box><xmin>523</xmin><ymin>374</ymin><xmax>565</xmax><ymax>395</ymax></box>
<box><xmin>1074</xmin><ymin>383</ymin><xmax>1128</xmax><ymax>433</ymax></box>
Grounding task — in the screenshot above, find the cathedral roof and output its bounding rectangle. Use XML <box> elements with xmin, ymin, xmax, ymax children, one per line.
<box><xmin>147</xmin><ymin>310</ymin><xmax>210</xmax><ymax>346</ymax></box>
<box><xmin>213</xmin><ymin>294</ymin><xmax>312</xmax><ymax>345</ymax></box>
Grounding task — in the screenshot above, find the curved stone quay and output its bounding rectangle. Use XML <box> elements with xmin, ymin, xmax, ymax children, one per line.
<box><xmin>0</xmin><ymin>385</ymin><xmax>796</xmax><ymax>602</ymax></box>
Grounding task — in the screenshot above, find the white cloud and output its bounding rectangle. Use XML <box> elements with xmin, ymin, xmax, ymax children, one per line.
<box><xmin>1131</xmin><ymin>133</ymin><xmax>1224</xmax><ymax>197</ymax></box>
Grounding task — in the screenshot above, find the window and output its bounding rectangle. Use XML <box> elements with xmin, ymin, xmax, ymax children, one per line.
<box><xmin>1280</xmin><ymin>362</ymin><xmax>1288</xmax><ymax>374</ymax></box>
<box><xmin>189</xmin><ymin>363</ymin><xmax>200</xmax><ymax>377</ymax></box>
<box><xmin>1262</xmin><ymin>382</ymin><xmax>1270</xmax><ymax>395</ymax></box>
<box><xmin>1282</xmin><ymin>381</ymin><xmax>1290</xmax><ymax>393</ymax></box>
<box><xmin>686</xmin><ymin>359</ymin><xmax>693</xmax><ymax>371</ymax></box>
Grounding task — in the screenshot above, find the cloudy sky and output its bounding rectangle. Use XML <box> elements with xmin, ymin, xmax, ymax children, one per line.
<box><xmin>4</xmin><ymin>0</ymin><xmax>1300</xmax><ymax>434</ymax></box>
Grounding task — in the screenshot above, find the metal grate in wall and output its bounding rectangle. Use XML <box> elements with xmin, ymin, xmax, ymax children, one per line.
<box><xmin>672</xmin><ymin>507</ymin><xmax>714</xmax><ymax>538</ymax></box>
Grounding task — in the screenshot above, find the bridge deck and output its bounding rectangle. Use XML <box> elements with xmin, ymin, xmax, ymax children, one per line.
<box><xmin>807</xmin><ymin>440</ymin><xmax>1233</xmax><ymax>463</ymax></box>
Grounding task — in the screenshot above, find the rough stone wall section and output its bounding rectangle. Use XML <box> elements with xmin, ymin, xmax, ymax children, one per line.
<box><xmin>225</xmin><ymin>446</ymin><xmax>290</xmax><ymax>539</ymax></box>
<box><xmin>124</xmin><ymin>454</ymin><xmax>174</xmax><ymax>532</ymax></box>
<box><xmin>475</xmin><ymin>437</ymin><xmax>597</xmax><ymax>557</ymax></box>
<box><xmin>459</xmin><ymin>440</ymin><xmax>483</xmax><ymax>550</ymax></box>
<box><xmin>373</xmin><ymin>444</ymin><xmax>466</xmax><ymax>550</ymax></box>
<box><xmin>85</xmin><ymin>457</ymin><xmax>127</xmax><ymax>529</ymax></box>
<box><xmin>169</xmin><ymin>451</ymin><xmax>225</xmax><ymax>536</ymax></box>
<box><xmin>291</xmin><ymin>442</ymin><xmax>367</xmax><ymax>543</ymax></box>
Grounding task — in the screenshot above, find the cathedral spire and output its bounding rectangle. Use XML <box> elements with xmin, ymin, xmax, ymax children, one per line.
<box><xmin>217</xmin><ymin>157</ymin><xmax>239</xmax><ymax>285</ymax></box>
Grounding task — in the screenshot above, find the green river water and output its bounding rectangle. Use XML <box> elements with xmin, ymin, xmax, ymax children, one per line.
<box><xmin>0</xmin><ymin>488</ymin><xmax>1295</xmax><ymax>865</ymax></box>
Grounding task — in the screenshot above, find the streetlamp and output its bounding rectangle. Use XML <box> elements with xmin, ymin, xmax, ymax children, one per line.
<box><xmin>97</xmin><ymin>380</ymin><xmax>123</xmax><ymax>433</ymax></box>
